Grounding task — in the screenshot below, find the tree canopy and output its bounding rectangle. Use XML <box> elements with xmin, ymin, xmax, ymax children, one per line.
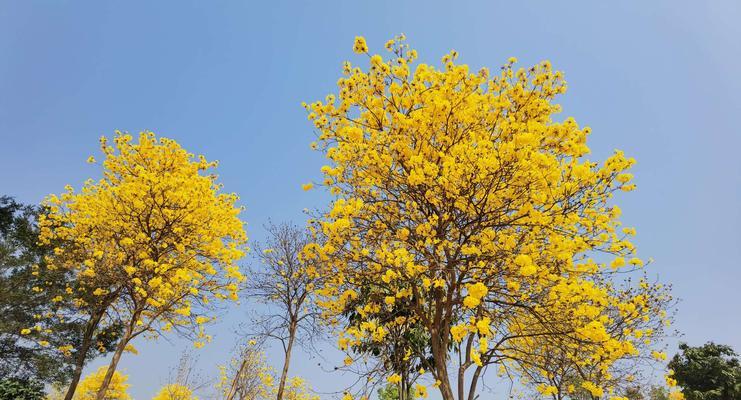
<box><xmin>38</xmin><ymin>132</ymin><xmax>248</xmax><ymax>399</ymax></box>
<box><xmin>668</xmin><ymin>342</ymin><xmax>741</xmax><ymax>400</ymax></box>
<box><xmin>301</xmin><ymin>35</ymin><xmax>674</xmax><ymax>400</ymax></box>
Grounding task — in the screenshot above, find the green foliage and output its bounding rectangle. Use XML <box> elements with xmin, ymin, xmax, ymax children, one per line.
<box><xmin>648</xmin><ymin>386</ymin><xmax>670</xmax><ymax>400</ymax></box>
<box><xmin>343</xmin><ymin>284</ymin><xmax>431</xmax><ymax>393</ymax></box>
<box><xmin>377</xmin><ymin>384</ymin><xmax>413</xmax><ymax>400</ymax></box>
<box><xmin>377</xmin><ymin>385</ymin><xmax>399</xmax><ymax>400</ymax></box>
<box><xmin>0</xmin><ymin>378</ymin><xmax>45</xmax><ymax>400</ymax></box>
<box><xmin>0</xmin><ymin>196</ymin><xmax>119</xmax><ymax>385</ymax></box>
<box><xmin>0</xmin><ymin>196</ymin><xmax>67</xmax><ymax>382</ymax></box>
<box><xmin>668</xmin><ymin>342</ymin><xmax>741</xmax><ymax>400</ymax></box>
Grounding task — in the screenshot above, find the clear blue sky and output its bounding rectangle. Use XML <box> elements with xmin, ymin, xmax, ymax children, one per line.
<box><xmin>1</xmin><ymin>1</ymin><xmax>740</xmax><ymax>398</ymax></box>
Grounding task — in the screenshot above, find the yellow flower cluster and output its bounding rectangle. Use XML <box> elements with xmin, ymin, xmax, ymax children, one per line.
<box><xmin>463</xmin><ymin>282</ymin><xmax>488</xmax><ymax>308</ymax></box>
<box><xmin>74</xmin><ymin>367</ymin><xmax>130</xmax><ymax>400</ymax></box>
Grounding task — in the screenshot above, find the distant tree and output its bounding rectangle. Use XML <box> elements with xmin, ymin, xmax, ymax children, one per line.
<box><xmin>339</xmin><ymin>293</ymin><xmax>429</xmax><ymax>400</ymax></box>
<box><xmin>0</xmin><ymin>377</ymin><xmax>44</xmax><ymax>400</ymax></box>
<box><xmin>622</xmin><ymin>385</ymin><xmax>669</xmax><ymax>400</ymax></box>
<box><xmin>0</xmin><ymin>196</ymin><xmax>119</xmax><ymax>388</ymax></box>
<box><xmin>668</xmin><ymin>342</ymin><xmax>741</xmax><ymax>400</ymax></box>
<box><xmin>244</xmin><ymin>222</ymin><xmax>321</xmax><ymax>400</ymax></box>
<box><xmin>625</xmin><ymin>386</ymin><xmax>645</xmax><ymax>400</ymax></box>
<box><xmin>153</xmin><ymin>351</ymin><xmax>207</xmax><ymax>400</ymax></box>
<box><xmin>217</xmin><ymin>342</ymin><xmax>318</xmax><ymax>400</ymax></box>
<box><xmin>218</xmin><ymin>343</ymin><xmax>273</xmax><ymax>400</ymax></box>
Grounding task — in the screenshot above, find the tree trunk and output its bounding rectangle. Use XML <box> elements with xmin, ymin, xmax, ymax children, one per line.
<box><xmin>457</xmin><ymin>365</ymin><xmax>467</xmax><ymax>400</ymax></box>
<box><xmin>466</xmin><ymin>366</ymin><xmax>483</xmax><ymax>400</ymax></box>
<box><xmin>400</xmin><ymin>369</ymin><xmax>409</xmax><ymax>400</ymax></box>
<box><xmin>438</xmin><ymin>377</ymin><xmax>456</xmax><ymax>400</ymax></box>
<box><xmin>64</xmin><ymin>309</ymin><xmax>104</xmax><ymax>400</ymax></box>
<box><xmin>275</xmin><ymin>322</ymin><xmax>297</xmax><ymax>400</ymax></box>
<box><xmin>64</xmin><ymin>359</ymin><xmax>85</xmax><ymax>400</ymax></box>
<box><xmin>431</xmin><ymin>347</ymin><xmax>455</xmax><ymax>400</ymax></box>
<box><xmin>94</xmin><ymin>312</ymin><xmax>138</xmax><ymax>400</ymax></box>
<box><xmin>430</xmin><ymin>329</ymin><xmax>455</xmax><ymax>400</ymax></box>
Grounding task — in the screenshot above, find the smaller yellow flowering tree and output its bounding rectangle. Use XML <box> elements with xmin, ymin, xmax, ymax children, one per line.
<box><xmin>152</xmin><ymin>384</ymin><xmax>198</xmax><ymax>400</ymax></box>
<box><xmin>74</xmin><ymin>367</ymin><xmax>130</xmax><ymax>400</ymax></box>
<box><xmin>217</xmin><ymin>342</ymin><xmax>319</xmax><ymax>400</ymax></box>
<box><xmin>218</xmin><ymin>343</ymin><xmax>275</xmax><ymax>400</ymax></box>
<box><xmin>40</xmin><ymin>132</ymin><xmax>247</xmax><ymax>400</ymax></box>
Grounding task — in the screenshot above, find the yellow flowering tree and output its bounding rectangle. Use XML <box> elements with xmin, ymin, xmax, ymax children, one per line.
<box><xmin>217</xmin><ymin>343</ymin><xmax>319</xmax><ymax>400</ymax></box>
<box><xmin>512</xmin><ymin>279</ymin><xmax>674</xmax><ymax>399</ymax></box>
<box><xmin>218</xmin><ymin>344</ymin><xmax>275</xmax><ymax>400</ymax></box>
<box><xmin>73</xmin><ymin>366</ymin><xmax>130</xmax><ymax>400</ymax></box>
<box><xmin>151</xmin><ymin>384</ymin><xmax>198</xmax><ymax>400</ymax></box>
<box><xmin>301</xmin><ymin>36</ymin><xmax>673</xmax><ymax>400</ymax></box>
<box><xmin>39</xmin><ymin>132</ymin><xmax>247</xmax><ymax>400</ymax></box>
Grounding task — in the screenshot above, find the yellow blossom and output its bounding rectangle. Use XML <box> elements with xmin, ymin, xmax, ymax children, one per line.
<box><xmin>353</xmin><ymin>36</ymin><xmax>368</xmax><ymax>54</ymax></box>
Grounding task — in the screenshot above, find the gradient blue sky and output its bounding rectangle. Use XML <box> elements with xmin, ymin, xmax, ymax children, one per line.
<box><xmin>1</xmin><ymin>1</ymin><xmax>740</xmax><ymax>399</ymax></box>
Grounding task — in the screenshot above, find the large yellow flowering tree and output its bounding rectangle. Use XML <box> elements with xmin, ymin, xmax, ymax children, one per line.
<box><xmin>39</xmin><ymin>132</ymin><xmax>247</xmax><ymax>400</ymax></box>
<box><xmin>301</xmin><ymin>36</ymin><xmax>673</xmax><ymax>400</ymax></box>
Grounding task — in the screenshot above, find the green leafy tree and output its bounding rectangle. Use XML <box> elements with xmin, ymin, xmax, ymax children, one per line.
<box><xmin>0</xmin><ymin>196</ymin><xmax>120</xmax><ymax>392</ymax></box>
<box><xmin>668</xmin><ymin>342</ymin><xmax>741</xmax><ymax>400</ymax></box>
<box><xmin>341</xmin><ymin>296</ymin><xmax>428</xmax><ymax>400</ymax></box>
<box><xmin>0</xmin><ymin>377</ymin><xmax>45</xmax><ymax>400</ymax></box>
<box><xmin>0</xmin><ymin>196</ymin><xmax>74</xmax><ymax>383</ymax></box>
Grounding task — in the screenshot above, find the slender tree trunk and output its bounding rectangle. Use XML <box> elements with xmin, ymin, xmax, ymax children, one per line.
<box><xmin>400</xmin><ymin>369</ymin><xmax>409</xmax><ymax>400</ymax></box>
<box><xmin>457</xmin><ymin>366</ymin><xmax>466</xmax><ymax>400</ymax></box>
<box><xmin>275</xmin><ymin>321</ymin><xmax>297</xmax><ymax>400</ymax></box>
<box><xmin>226</xmin><ymin>357</ymin><xmax>248</xmax><ymax>400</ymax></box>
<box><xmin>64</xmin><ymin>309</ymin><xmax>104</xmax><ymax>400</ymax></box>
<box><xmin>94</xmin><ymin>311</ymin><xmax>138</xmax><ymax>400</ymax></box>
<box><xmin>466</xmin><ymin>366</ymin><xmax>483</xmax><ymax>400</ymax></box>
<box><xmin>64</xmin><ymin>359</ymin><xmax>86</xmax><ymax>400</ymax></box>
<box><xmin>93</xmin><ymin>329</ymin><xmax>130</xmax><ymax>400</ymax></box>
